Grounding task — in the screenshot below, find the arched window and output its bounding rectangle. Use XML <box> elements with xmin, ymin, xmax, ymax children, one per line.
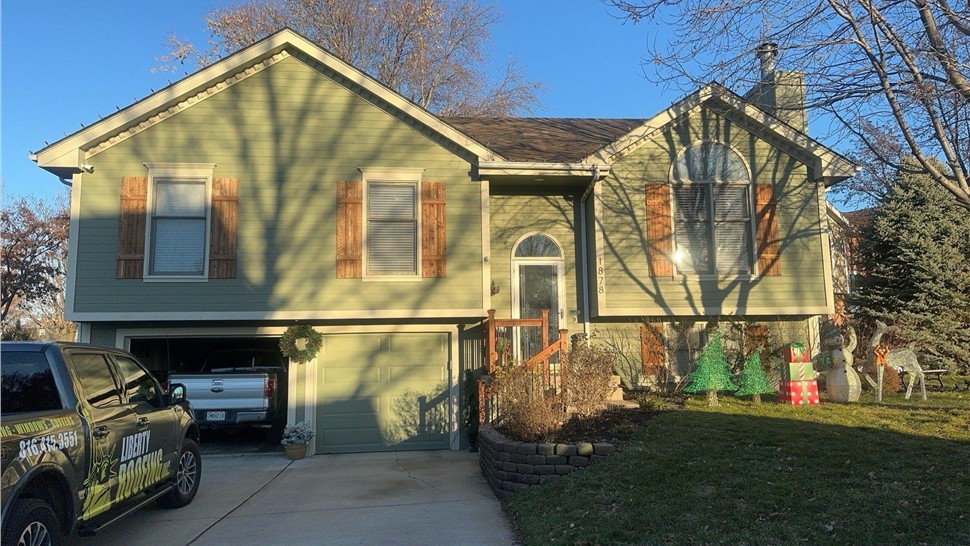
<box><xmin>670</xmin><ymin>142</ymin><xmax>753</xmax><ymax>275</ymax></box>
<box><xmin>514</xmin><ymin>234</ymin><xmax>562</xmax><ymax>258</ymax></box>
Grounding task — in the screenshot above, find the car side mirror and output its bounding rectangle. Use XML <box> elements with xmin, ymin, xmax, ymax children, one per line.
<box><xmin>168</xmin><ymin>383</ymin><xmax>187</xmax><ymax>406</ymax></box>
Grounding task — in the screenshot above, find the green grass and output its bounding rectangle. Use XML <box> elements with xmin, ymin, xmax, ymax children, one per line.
<box><xmin>507</xmin><ymin>388</ymin><xmax>970</xmax><ymax>545</ymax></box>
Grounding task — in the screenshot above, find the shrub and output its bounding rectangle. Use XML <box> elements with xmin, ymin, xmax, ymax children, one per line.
<box><xmin>491</xmin><ymin>363</ymin><xmax>564</xmax><ymax>442</ymax></box>
<box><xmin>567</xmin><ymin>345</ymin><xmax>616</xmax><ymax>418</ymax></box>
<box><xmin>281</xmin><ymin>421</ymin><xmax>315</xmax><ymax>445</ymax></box>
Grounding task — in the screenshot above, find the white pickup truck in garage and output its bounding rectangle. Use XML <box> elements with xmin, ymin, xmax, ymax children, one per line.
<box><xmin>168</xmin><ymin>349</ymin><xmax>286</xmax><ymax>432</ymax></box>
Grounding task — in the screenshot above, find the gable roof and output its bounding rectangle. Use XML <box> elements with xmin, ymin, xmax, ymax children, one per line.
<box><xmin>31</xmin><ymin>28</ymin><xmax>499</xmax><ymax>178</ymax></box>
<box><xmin>32</xmin><ymin>30</ymin><xmax>856</xmax><ymax>186</ymax></box>
<box><xmin>581</xmin><ymin>83</ymin><xmax>858</xmax><ymax>186</ymax></box>
<box><xmin>442</xmin><ymin>117</ymin><xmax>644</xmax><ymax>163</ymax></box>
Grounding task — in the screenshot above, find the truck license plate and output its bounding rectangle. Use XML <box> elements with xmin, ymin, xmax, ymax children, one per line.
<box><xmin>206</xmin><ymin>411</ymin><xmax>227</xmax><ymax>421</ymax></box>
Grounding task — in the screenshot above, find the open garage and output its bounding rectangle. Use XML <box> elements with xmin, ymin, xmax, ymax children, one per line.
<box><xmin>128</xmin><ymin>336</ymin><xmax>287</xmax><ymax>453</ymax></box>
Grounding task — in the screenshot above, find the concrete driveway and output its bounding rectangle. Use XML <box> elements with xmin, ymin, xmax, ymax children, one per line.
<box><xmin>67</xmin><ymin>450</ymin><xmax>516</xmax><ymax>545</ymax></box>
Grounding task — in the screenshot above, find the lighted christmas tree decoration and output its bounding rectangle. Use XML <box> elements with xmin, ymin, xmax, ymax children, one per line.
<box><xmin>734</xmin><ymin>351</ymin><xmax>773</xmax><ymax>404</ymax></box>
<box><xmin>683</xmin><ymin>332</ymin><xmax>737</xmax><ymax>406</ymax></box>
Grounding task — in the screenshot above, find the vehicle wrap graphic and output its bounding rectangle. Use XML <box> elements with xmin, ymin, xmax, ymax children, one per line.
<box><xmin>0</xmin><ymin>415</ymin><xmax>78</xmax><ymax>438</ymax></box>
<box><xmin>79</xmin><ymin>403</ymin><xmax>115</xmax><ymax>520</ymax></box>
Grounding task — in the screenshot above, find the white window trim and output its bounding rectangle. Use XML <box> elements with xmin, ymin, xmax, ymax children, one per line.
<box><xmin>143</xmin><ymin>163</ymin><xmax>215</xmax><ymax>281</ymax></box>
<box><xmin>667</xmin><ymin>142</ymin><xmax>757</xmax><ymax>280</ymax></box>
<box><xmin>360</xmin><ymin>167</ymin><xmax>425</xmax><ymax>281</ymax></box>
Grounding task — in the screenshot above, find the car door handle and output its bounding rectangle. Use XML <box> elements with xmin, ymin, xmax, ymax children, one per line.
<box><xmin>210</xmin><ymin>387</ymin><xmax>224</xmax><ymax>393</ymax></box>
<box><xmin>137</xmin><ymin>417</ymin><xmax>151</xmax><ymax>428</ymax></box>
<box><xmin>93</xmin><ymin>426</ymin><xmax>110</xmax><ymax>438</ymax></box>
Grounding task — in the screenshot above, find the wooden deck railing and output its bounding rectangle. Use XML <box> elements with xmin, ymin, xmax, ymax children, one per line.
<box><xmin>478</xmin><ymin>309</ymin><xmax>569</xmax><ymax>425</ymax></box>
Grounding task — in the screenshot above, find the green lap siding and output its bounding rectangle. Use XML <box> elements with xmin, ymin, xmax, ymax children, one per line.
<box><xmin>595</xmin><ymin>108</ymin><xmax>829</xmax><ymax>317</ymax></box>
<box><xmin>315</xmin><ymin>333</ymin><xmax>450</xmax><ymax>453</ymax></box>
<box><xmin>72</xmin><ymin>55</ymin><xmax>484</xmax><ymax>317</ymax></box>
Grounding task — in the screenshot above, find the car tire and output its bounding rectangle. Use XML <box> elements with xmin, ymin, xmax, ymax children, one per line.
<box><xmin>158</xmin><ymin>439</ymin><xmax>201</xmax><ymax>508</ymax></box>
<box><xmin>2</xmin><ymin>497</ymin><xmax>62</xmax><ymax>546</ymax></box>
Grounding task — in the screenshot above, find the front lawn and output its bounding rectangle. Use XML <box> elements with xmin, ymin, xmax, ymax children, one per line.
<box><xmin>507</xmin><ymin>389</ymin><xmax>970</xmax><ymax>545</ymax></box>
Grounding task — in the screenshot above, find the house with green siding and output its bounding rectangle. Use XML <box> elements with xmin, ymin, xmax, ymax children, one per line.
<box><xmin>31</xmin><ymin>30</ymin><xmax>856</xmax><ymax>455</ymax></box>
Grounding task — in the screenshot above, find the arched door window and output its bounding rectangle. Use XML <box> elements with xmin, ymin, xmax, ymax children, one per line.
<box><xmin>511</xmin><ymin>233</ymin><xmax>565</xmax><ymax>361</ymax></box>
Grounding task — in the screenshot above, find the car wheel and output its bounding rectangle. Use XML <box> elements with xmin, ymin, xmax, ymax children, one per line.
<box><xmin>2</xmin><ymin>498</ymin><xmax>61</xmax><ymax>546</ymax></box>
<box><xmin>158</xmin><ymin>439</ymin><xmax>201</xmax><ymax>508</ymax></box>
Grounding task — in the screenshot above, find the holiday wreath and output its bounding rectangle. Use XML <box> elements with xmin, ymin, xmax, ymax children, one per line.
<box><xmin>279</xmin><ymin>324</ymin><xmax>323</xmax><ymax>363</ymax></box>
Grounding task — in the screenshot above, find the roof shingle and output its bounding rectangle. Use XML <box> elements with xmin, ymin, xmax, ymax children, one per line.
<box><xmin>441</xmin><ymin>117</ymin><xmax>645</xmax><ymax>163</ymax></box>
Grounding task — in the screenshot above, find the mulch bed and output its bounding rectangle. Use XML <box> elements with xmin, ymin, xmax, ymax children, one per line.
<box><xmin>547</xmin><ymin>403</ymin><xmax>683</xmax><ymax>448</ymax></box>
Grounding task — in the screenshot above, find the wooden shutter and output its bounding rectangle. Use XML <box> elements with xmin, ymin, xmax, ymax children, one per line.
<box><xmin>755</xmin><ymin>184</ymin><xmax>781</xmax><ymax>276</ymax></box>
<box><xmin>116</xmin><ymin>177</ymin><xmax>148</xmax><ymax>279</ymax></box>
<box><xmin>640</xmin><ymin>324</ymin><xmax>666</xmax><ymax>376</ymax></box>
<box><xmin>644</xmin><ymin>183</ymin><xmax>673</xmax><ymax>277</ymax></box>
<box><xmin>209</xmin><ymin>178</ymin><xmax>238</xmax><ymax>279</ymax></box>
<box><xmin>336</xmin><ymin>180</ymin><xmax>363</xmax><ymax>278</ymax></box>
<box><xmin>744</xmin><ymin>324</ymin><xmax>770</xmax><ymax>356</ymax></box>
<box><xmin>421</xmin><ymin>181</ymin><xmax>446</xmax><ymax>277</ymax></box>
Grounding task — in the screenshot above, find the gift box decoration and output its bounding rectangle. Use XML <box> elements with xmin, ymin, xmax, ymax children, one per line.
<box><xmin>783</xmin><ymin>343</ymin><xmax>811</xmax><ymax>363</ymax></box>
<box><xmin>785</xmin><ymin>361</ymin><xmax>815</xmax><ymax>381</ymax></box>
<box><xmin>779</xmin><ymin>379</ymin><xmax>820</xmax><ymax>406</ymax></box>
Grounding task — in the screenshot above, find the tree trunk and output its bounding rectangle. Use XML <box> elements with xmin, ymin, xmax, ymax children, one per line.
<box><xmin>752</xmin><ymin>393</ymin><xmax>762</xmax><ymax>405</ymax></box>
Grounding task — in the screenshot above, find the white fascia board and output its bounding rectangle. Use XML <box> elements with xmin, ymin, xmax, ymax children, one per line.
<box><xmin>33</xmin><ymin>29</ymin><xmax>498</xmax><ymax>173</ymax></box>
<box><xmin>64</xmin><ymin>308</ymin><xmax>489</xmax><ymax>322</ymax></box>
<box><xmin>477</xmin><ymin>161</ymin><xmax>611</xmax><ymax>178</ymax></box>
<box><xmin>597</xmin><ymin>305</ymin><xmax>832</xmax><ymax>317</ymax></box>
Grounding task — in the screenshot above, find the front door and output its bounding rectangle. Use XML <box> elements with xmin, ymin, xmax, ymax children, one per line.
<box><xmin>513</xmin><ymin>262</ymin><xmax>565</xmax><ymax>361</ymax></box>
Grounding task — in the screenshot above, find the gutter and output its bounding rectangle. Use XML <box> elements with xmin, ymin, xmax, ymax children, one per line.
<box><xmin>578</xmin><ymin>166</ymin><xmax>604</xmax><ymax>341</ymax></box>
<box><xmin>478</xmin><ymin>161</ymin><xmax>611</xmax><ymax>178</ymax></box>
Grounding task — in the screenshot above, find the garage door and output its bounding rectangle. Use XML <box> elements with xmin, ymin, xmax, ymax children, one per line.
<box><xmin>315</xmin><ymin>333</ymin><xmax>450</xmax><ymax>453</ymax></box>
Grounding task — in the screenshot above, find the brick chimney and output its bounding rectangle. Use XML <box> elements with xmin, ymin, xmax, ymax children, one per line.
<box><xmin>744</xmin><ymin>43</ymin><xmax>807</xmax><ymax>132</ymax></box>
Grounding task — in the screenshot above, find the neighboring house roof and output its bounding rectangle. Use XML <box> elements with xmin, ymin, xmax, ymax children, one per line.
<box><xmin>843</xmin><ymin>208</ymin><xmax>874</xmax><ymax>230</ymax></box>
<box><xmin>442</xmin><ymin>117</ymin><xmax>645</xmax><ymax>163</ymax></box>
<box><xmin>31</xmin><ymin>28</ymin><xmax>499</xmax><ymax>178</ymax></box>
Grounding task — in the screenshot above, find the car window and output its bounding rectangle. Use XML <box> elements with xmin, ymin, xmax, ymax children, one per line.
<box><xmin>0</xmin><ymin>350</ymin><xmax>62</xmax><ymax>414</ymax></box>
<box><xmin>72</xmin><ymin>353</ymin><xmax>123</xmax><ymax>409</ymax></box>
<box><xmin>113</xmin><ymin>355</ymin><xmax>161</xmax><ymax>407</ymax></box>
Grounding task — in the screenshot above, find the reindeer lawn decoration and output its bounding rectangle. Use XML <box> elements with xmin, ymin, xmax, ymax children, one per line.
<box><xmin>868</xmin><ymin>321</ymin><xmax>926</xmax><ymax>401</ymax></box>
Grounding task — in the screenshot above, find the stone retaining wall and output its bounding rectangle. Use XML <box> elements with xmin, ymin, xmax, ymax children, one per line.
<box><xmin>478</xmin><ymin>425</ymin><xmax>616</xmax><ymax>499</ymax></box>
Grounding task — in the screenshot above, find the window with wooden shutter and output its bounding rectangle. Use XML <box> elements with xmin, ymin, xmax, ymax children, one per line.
<box><xmin>755</xmin><ymin>184</ymin><xmax>781</xmax><ymax>276</ymax></box>
<box><xmin>644</xmin><ymin>183</ymin><xmax>673</xmax><ymax>277</ymax></box>
<box><xmin>669</xmin><ymin>142</ymin><xmax>754</xmax><ymax>275</ymax></box>
<box><xmin>209</xmin><ymin>178</ymin><xmax>238</xmax><ymax>279</ymax></box>
<box><xmin>150</xmin><ymin>179</ymin><xmax>207</xmax><ymax>276</ymax></box>
<box><xmin>336</xmin><ymin>180</ymin><xmax>363</xmax><ymax>278</ymax></box>
<box><xmin>640</xmin><ymin>324</ymin><xmax>666</xmax><ymax>376</ymax></box>
<box><xmin>117</xmin><ymin>177</ymin><xmax>148</xmax><ymax>279</ymax></box>
<box><xmin>367</xmin><ymin>182</ymin><xmax>418</xmax><ymax>275</ymax></box>
<box><xmin>141</xmin><ymin>163</ymin><xmax>216</xmax><ymax>279</ymax></box>
<box><xmin>421</xmin><ymin>181</ymin><xmax>446</xmax><ymax>277</ymax></box>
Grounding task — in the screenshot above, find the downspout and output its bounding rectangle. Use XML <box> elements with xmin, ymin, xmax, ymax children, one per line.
<box><xmin>578</xmin><ymin>166</ymin><xmax>600</xmax><ymax>341</ymax></box>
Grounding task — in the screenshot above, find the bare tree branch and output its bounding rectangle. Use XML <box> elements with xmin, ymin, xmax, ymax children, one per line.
<box><xmin>605</xmin><ymin>0</ymin><xmax>970</xmax><ymax>210</ymax></box>
<box><xmin>156</xmin><ymin>0</ymin><xmax>542</xmax><ymax>116</ymax></box>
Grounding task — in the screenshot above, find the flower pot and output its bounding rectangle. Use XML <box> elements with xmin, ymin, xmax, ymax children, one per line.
<box><xmin>283</xmin><ymin>443</ymin><xmax>308</xmax><ymax>460</ymax></box>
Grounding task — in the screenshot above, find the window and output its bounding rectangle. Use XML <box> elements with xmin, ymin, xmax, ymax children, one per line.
<box><xmin>0</xmin><ymin>351</ymin><xmax>62</xmax><ymax>414</ymax></box>
<box><xmin>72</xmin><ymin>353</ymin><xmax>123</xmax><ymax>409</ymax></box>
<box><xmin>145</xmin><ymin>164</ymin><xmax>215</xmax><ymax>278</ymax></box>
<box><xmin>362</xmin><ymin>169</ymin><xmax>423</xmax><ymax>277</ymax></box>
<box><xmin>113</xmin><ymin>356</ymin><xmax>161</xmax><ymax>407</ymax></box>
<box><xmin>671</xmin><ymin>142</ymin><xmax>753</xmax><ymax>275</ymax></box>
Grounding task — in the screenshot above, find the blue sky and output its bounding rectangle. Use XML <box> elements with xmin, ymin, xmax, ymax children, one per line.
<box><xmin>1</xmin><ymin>1</ymin><xmax>769</xmax><ymax>203</ymax></box>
